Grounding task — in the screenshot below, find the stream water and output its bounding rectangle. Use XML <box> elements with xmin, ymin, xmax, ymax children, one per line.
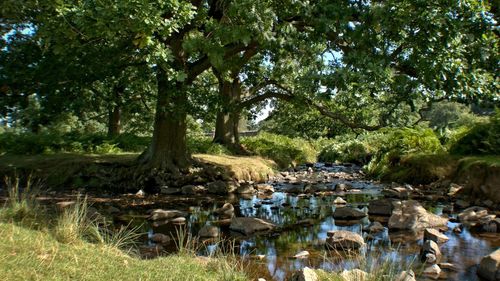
<box><xmin>49</xmin><ymin>164</ymin><xmax>500</xmax><ymax>280</ymax></box>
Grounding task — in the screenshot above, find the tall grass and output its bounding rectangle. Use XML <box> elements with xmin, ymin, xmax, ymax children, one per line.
<box><xmin>52</xmin><ymin>195</ymin><xmax>95</xmax><ymax>244</ymax></box>
<box><xmin>0</xmin><ymin>174</ymin><xmax>42</xmax><ymax>227</ymax></box>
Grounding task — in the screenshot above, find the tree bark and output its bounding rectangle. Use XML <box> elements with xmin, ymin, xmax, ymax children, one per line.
<box><xmin>213</xmin><ymin>76</ymin><xmax>244</xmax><ymax>153</ymax></box>
<box><xmin>107</xmin><ymin>85</ymin><xmax>123</xmax><ymax>137</ymax></box>
<box><xmin>107</xmin><ymin>105</ymin><xmax>121</xmax><ymax>137</ymax></box>
<box><xmin>138</xmin><ymin>68</ymin><xmax>190</xmax><ymax>173</ymax></box>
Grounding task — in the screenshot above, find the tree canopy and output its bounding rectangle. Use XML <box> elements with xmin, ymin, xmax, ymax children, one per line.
<box><xmin>0</xmin><ymin>0</ymin><xmax>498</xmax><ymax>172</ymax></box>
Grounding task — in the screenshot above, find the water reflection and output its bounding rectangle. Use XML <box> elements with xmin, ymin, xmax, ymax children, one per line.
<box><xmin>118</xmin><ymin>165</ymin><xmax>499</xmax><ymax>281</ymax></box>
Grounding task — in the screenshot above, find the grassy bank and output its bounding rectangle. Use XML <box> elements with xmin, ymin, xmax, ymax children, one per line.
<box><xmin>0</xmin><ymin>223</ymin><xmax>246</xmax><ymax>281</ymax></box>
<box><xmin>0</xmin><ymin>153</ymin><xmax>276</xmax><ymax>190</ymax></box>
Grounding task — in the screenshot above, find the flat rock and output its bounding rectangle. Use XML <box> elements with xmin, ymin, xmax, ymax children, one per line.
<box><xmin>160</xmin><ymin>187</ymin><xmax>181</xmax><ymax>195</ymax></box>
<box><xmin>326</xmin><ymin>230</ymin><xmax>365</xmax><ymax>250</ymax></box>
<box><xmin>149</xmin><ymin>209</ymin><xmax>187</xmax><ymax>221</ymax></box>
<box><xmin>368</xmin><ymin>198</ymin><xmax>396</xmax><ymax>216</ymax></box>
<box><xmin>424</xmin><ymin>228</ymin><xmax>449</xmax><ymax>243</ymax></box>
<box><xmin>422</xmin><ymin>264</ymin><xmax>441</xmax><ymax>279</ymax></box>
<box><xmin>229</xmin><ymin>217</ymin><xmax>275</xmax><ymax>235</ymax></box>
<box><xmin>333</xmin><ymin>207</ymin><xmax>367</xmax><ymax>220</ymax></box>
<box><xmin>292</xmin><ymin>250</ymin><xmax>310</xmax><ymax>259</ymax></box>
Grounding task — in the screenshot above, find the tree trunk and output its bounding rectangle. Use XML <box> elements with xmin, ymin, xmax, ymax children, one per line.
<box><xmin>213</xmin><ymin>76</ymin><xmax>244</xmax><ymax>153</ymax></box>
<box><xmin>107</xmin><ymin>105</ymin><xmax>121</xmax><ymax>137</ymax></box>
<box><xmin>138</xmin><ymin>68</ymin><xmax>190</xmax><ymax>173</ymax></box>
<box><xmin>107</xmin><ymin>85</ymin><xmax>123</xmax><ymax>137</ymax></box>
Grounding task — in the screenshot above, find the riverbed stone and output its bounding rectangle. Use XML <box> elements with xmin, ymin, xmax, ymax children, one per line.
<box><xmin>333</xmin><ymin>207</ymin><xmax>367</xmax><ymax>220</ymax></box>
<box><xmin>198</xmin><ymin>225</ymin><xmax>219</xmax><ymax>238</ymax></box>
<box><xmin>334</xmin><ymin>183</ymin><xmax>351</xmax><ymax>192</ymax></box>
<box><xmin>207</xmin><ymin>180</ymin><xmax>237</xmax><ymax>194</ymax></box>
<box><xmin>149</xmin><ymin>209</ymin><xmax>187</xmax><ymax>221</ymax></box>
<box><xmin>368</xmin><ymin>198</ymin><xmax>396</xmax><ymax>216</ymax></box>
<box><xmin>326</xmin><ymin>230</ymin><xmax>365</xmax><ymax>250</ymax></box>
<box><xmin>422</xmin><ymin>264</ymin><xmax>441</xmax><ymax>279</ymax></box>
<box><xmin>256</xmin><ymin>183</ymin><xmax>275</xmax><ymax>193</ymax></box>
<box><xmin>236</xmin><ymin>183</ymin><xmax>255</xmax><ymax>194</ymax></box>
<box><xmin>382</xmin><ymin>186</ymin><xmax>410</xmax><ymax>199</ymax></box>
<box><xmin>181</xmin><ymin>185</ymin><xmax>205</xmax><ymax>195</ymax></box>
<box><xmin>292</xmin><ymin>250</ymin><xmax>310</xmax><ymax>259</ymax></box>
<box><xmin>214</xmin><ymin>203</ymin><xmax>234</xmax><ymax>218</ymax></box>
<box><xmin>421</xmin><ymin>240</ymin><xmax>441</xmax><ymax>264</ymax></box>
<box><xmin>458</xmin><ymin>206</ymin><xmax>490</xmax><ymax>222</ymax></box>
<box><xmin>424</xmin><ymin>228</ymin><xmax>449</xmax><ymax>243</ymax></box>
<box><xmin>478</xmin><ymin>249</ymin><xmax>500</xmax><ymax>281</ymax></box>
<box><xmin>365</xmin><ymin>221</ymin><xmax>384</xmax><ymax>233</ymax></box>
<box><xmin>333</xmin><ymin>197</ymin><xmax>347</xmax><ymax>205</ymax></box>
<box><xmin>150</xmin><ymin>233</ymin><xmax>171</xmax><ymax>244</ymax></box>
<box><xmin>394</xmin><ymin>270</ymin><xmax>416</xmax><ymax>281</ymax></box>
<box><xmin>388</xmin><ymin>200</ymin><xmax>448</xmax><ymax>230</ymax></box>
<box><xmin>290</xmin><ymin>267</ymin><xmax>318</xmax><ymax>281</ymax></box>
<box><xmin>160</xmin><ymin>186</ymin><xmax>181</xmax><ymax>195</ymax></box>
<box><xmin>229</xmin><ymin>217</ymin><xmax>276</xmax><ymax>235</ymax></box>
<box><xmin>447</xmin><ymin>183</ymin><xmax>463</xmax><ymax>196</ymax></box>
<box><xmin>340</xmin><ymin>269</ymin><xmax>369</xmax><ymax>281</ymax></box>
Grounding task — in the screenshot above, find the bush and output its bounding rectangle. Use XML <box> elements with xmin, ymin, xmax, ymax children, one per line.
<box><xmin>366</xmin><ymin>127</ymin><xmax>444</xmax><ymax>177</ymax></box>
<box><xmin>317</xmin><ymin>138</ymin><xmax>371</xmax><ymax>164</ymax></box>
<box><xmin>187</xmin><ymin>136</ymin><xmax>232</xmax><ymax>155</ymax></box>
<box><xmin>0</xmin><ymin>132</ymin><xmax>150</xmax><ymax>155</ymax></box>
<box><xmin>241</xmin><ymin>132</ymin><xmax>317</xmax><ymax>168</ymax></box>
<box><xmin>449</xmin><ymin>110</ymin><xmax>500</xmax><ymax>155</ymax></box>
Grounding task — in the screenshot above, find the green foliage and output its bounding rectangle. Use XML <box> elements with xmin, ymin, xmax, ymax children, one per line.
<box><xmin>366</xmin><ymin>127</ymin><xmax>444</xmax><ymax>177</ymax></box>
<box><xmin>0</xmin><ymin>132</ymin><xmax>150</xmax><ymax>155</ymax></box>
<box><xmin>187</xmin><ymin>136</ymin><xmax>232</xmax><ymax>155</ymax></box>
<box><xmin>317</xmin><ymin>138</ymin><xmax>371</xmax><ymax>164</ymax></box>
<box><xmin>241</xmin><ymin>132</ymin><xmax>317</xmax><ymax>167</ymax></box>
<box><xmin>450</xmin><ymin>110</ymin><xmax>500</xmax><ymax>155</ymax></box>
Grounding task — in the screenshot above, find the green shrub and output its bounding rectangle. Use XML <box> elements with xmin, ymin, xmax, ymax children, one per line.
<box><xmin>0</xmin><ymin>132</ymin><xmax>150</xmax><ymax>155</ymax></box>
<box><xmin>366</xmin><ymin>127</ymin><xmax>444</xmax><ymax>178</ymax></box>
<box><xmin>449</xmin><ymin>110</ymin><xmax>500</xmax><ymax>155</ymax></box>
<box><xmin>187</xmin><ymin>136</ymin><xmax>232</xmax><ymax>155</ymax></box>
<box><xmin>241</xmin><ymin>132</ymin><xmax>317</xmax><ymax>168</ymax></box>
<box><xmin>317</xmin><ymin>139</ymin><xmax>371</xmax><ymax>164</ymax></box>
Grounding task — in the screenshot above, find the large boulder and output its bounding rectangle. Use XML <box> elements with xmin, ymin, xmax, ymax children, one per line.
<box><xmin>333</xmin><ymin>207</ymin><xmax>367</xmax><ymax>220</ymax></box>
<box><xmin>478</xmin><ymin>249</ymin><xmax>500</xmax><ymax>281</ymax></box>
<box><xmin>326</xmin><ymin>230</ymin><xmax>365</xmax><ymax>250</ymax></box>
<box><xmin>368</xmin><ymin>198</ymin><xmax>396</xmax><ymax>216</ymax></box>
<box><xmin>229</xmin><ymin>217</ymin><xmax>275</xmax><ymax>235</ymax></box>
<box><xmin>149</xmin><ymin>209</ymin><xmax>187</xmax><ymax>221</ymax></box>
<box><xmin>388</xmin><ymin>200</ymin><xmax>448</xmax><ymax>230</ymax></box>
